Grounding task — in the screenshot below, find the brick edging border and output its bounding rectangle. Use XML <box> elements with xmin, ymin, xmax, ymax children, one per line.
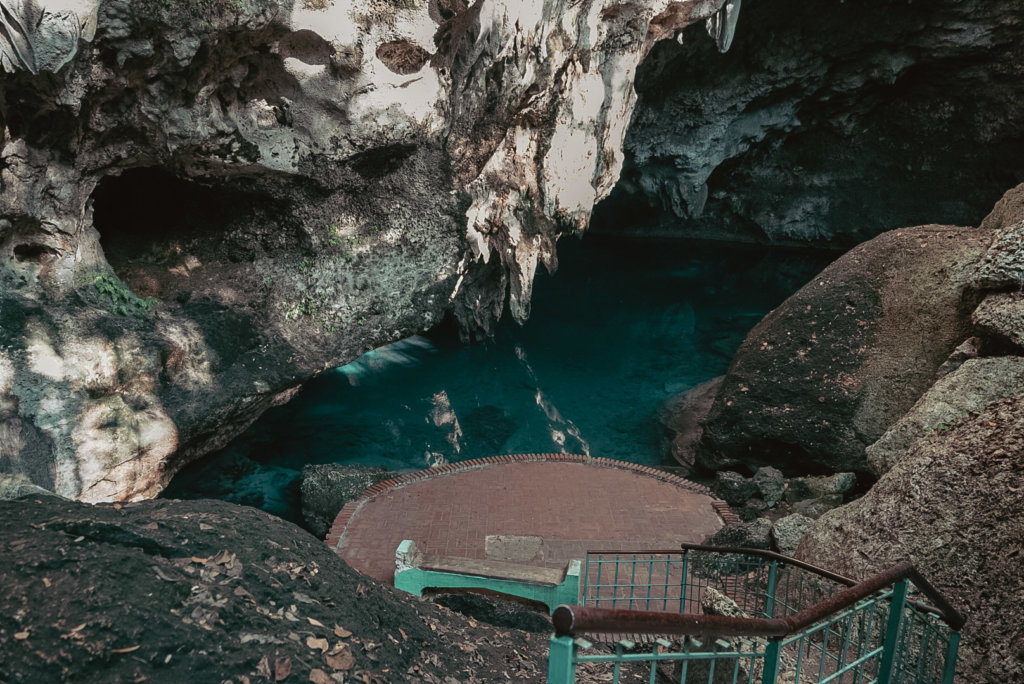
<box><xmin>324</xmin><ymin>453</ymin><xmax>739</xmax><ymax>550</ymax></box>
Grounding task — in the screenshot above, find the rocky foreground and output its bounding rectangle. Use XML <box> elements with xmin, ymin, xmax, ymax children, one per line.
<box><xmin>0</xmin><ymin>495</ymin><xmax>547</xmax><ymax>683</ymax></box>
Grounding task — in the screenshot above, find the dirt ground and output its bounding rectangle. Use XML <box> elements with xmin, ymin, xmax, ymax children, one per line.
<box><xmin>0</xmin><ymin>496</ymin><xmax>548</xmax><ymax>683</ymax></box>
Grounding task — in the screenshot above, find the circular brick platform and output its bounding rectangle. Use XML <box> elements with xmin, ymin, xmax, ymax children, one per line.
<box><xmin>326</xmin><ymin>454</ymin><xmax>735</xmax><ymax>584</ymax></box>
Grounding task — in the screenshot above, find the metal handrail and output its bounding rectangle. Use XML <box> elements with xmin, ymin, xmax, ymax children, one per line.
<box><xmin>556</xmin><ymin>559</ymin><xmax>966</xmax><ymax>637</ymax></box>
<box><xmin>678</xmin><ymin>542</ymin><xmax>860</xmax><ymax>587</ymax></box>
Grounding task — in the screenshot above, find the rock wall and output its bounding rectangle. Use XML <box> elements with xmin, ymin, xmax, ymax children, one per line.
<box><xmin>0</xmin><ymin>0</ymin><xmax>736</xmax><ymax>501</ymax></box>
<box><xmin>682</xmin><ymin>223</ymin><xmax>989</xmax><ymax>474</ymax></box>
<box><xmin>673</xmin><ymin>184</ymin><xmax>1024</xmax><ymax>683</ymax></box>
<box><xmin>594</xmin><ymin>0</ymin><xmax>1024</xmax><ymax>245</ymax></box>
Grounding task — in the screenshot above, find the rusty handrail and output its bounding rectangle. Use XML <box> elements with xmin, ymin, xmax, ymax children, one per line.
<box><xmin>679</xmin><ymin>542</ymin><xmax>860</xmax><ymax>587</ymax></box>
<box><xmin>586</xmin><ymin>544</ymin><xmax>956</xmax><ymax>625</ymax></box>
<box><xmin>555</xmin><ymin>559</ymin><xmax>965</xmax><ymax>637</ymax></box>
<box><xmin>585</xmin><ymin>544</ymin><xmax>857</xmax><ymax>587</ymax></box>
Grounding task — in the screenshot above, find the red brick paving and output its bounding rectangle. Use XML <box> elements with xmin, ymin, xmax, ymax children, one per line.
<box><xmin>326</xmin><ymin>455</ymin><xmax>730</xmax><ymax>585</ymax></box>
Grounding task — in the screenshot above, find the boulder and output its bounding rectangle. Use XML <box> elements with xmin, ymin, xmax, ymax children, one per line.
<box><xmin>791</xmin><ymin>495</ymin><xmax>843</xmax><ymax>520</ymax></box>
<box><xmin>935</xmin><ymin>336</ymin><xmax>982</xmax><ymax>378</ymax></box>
<box><xmin>300</xmin><ymin>464</ymin><xmax>390</xmax><ymax>539</ymax></box>
<box><xmin>785</xmin><ymin>472</ymin><xmax>856</xmax><ymax>504</ymax></box>
<box><xmin>713</xmin><ymin>470</ymin><xmax>758</xmax><ymax>506</ymax></box>
<box><xmin>771</xmin><ymin>514</ymin><xmax>814</xmax><ymax>557</ymax></box>
<box><xmin>797</xmin><ymin>396</ymin><xmax>1024</xmax><ymax>684</ymax></box>
<box><xmin>706</xmin><ymin>518</ymin><xmax>773</xmax><ymax>550</ymax></box>
<box><xmin>752</xmin><ymin>466</ymin><xmax>784</xmax><ymax>506</ymax></box>
<box><xmin>866</xmin><ymin>356</ymin><xmax>1024</xmax><ymax>475</ymax></box>
<box><xmin>685</xmin><ymin>224</ymin><xmax>990</xmax><ymax>474</ymax></box>
<box><xmin>973</xmin><ymin>292</ymin><xmax>1024</xmax><ymax>352</ymax></box>
<box><xmin>0</xmin><ymin>473</ymin><xmax>62</xmax><ymax>501</ymax></box>
<box><xmin>693</xmin><ymin>587</ymin><xmax>799</xmax><ymax>684</ymax></box>
<box><xmin>661</xmin><ymin>376</ymin><xmax>723</xmax><ymax>472</ymax></box>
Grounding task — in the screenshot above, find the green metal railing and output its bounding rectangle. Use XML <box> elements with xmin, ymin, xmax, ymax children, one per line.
<box><xmin>549</xmin><ymin>545</ymin><xmax>964</xmax><ymax>684</ymax></box>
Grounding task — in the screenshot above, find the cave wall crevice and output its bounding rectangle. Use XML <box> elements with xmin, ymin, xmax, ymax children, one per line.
<box><xmin>594</xmin><ymin>0</ymin><xmax>1024</xmax><ymax>246</ymax></box>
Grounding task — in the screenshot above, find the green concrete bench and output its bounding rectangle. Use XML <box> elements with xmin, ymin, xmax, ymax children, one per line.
<box><xmin>393</xmin><ymin>539</ymin><xmax>581</xmax><ymax>614</ymax></box>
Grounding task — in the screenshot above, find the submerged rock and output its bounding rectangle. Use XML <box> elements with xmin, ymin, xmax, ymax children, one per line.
<box><xmin>798</xmin><ymin>396</ymin><xmax>1024</xmax><ymax>684</ymax></box>
<box><xmin>661</xmin><ymin>375</ymin><xmax>723</xmax><ymax>473</ymax></box>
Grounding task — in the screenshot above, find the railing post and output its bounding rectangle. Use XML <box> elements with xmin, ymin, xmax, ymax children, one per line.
<box><xmin>548</xmin><ymin>634</ymin><xmax>576</xmax><ymax>684</ymax></box>
<box><xmin>761</xmin><ymin>638</ymin><xmax>782</xmax><ymax>684</ymax></box>
<box><xmin>764</xmin><ymin>560</ymin><xmax>779</xmax><ymax>618</ymax></box>
<box><xmin>941</xmin><ymin>631</ymin><xmax>961</xmax><ymax>684</ymax></box>
<box><xmin>679</xmin><ymin>549</ymin><xmax>689</xmax><ymax>613</ymax></box>
<box><xmin>877</xmin><ymin>578</ymin><xmax>909</xmax><ymax>684</ymax></box>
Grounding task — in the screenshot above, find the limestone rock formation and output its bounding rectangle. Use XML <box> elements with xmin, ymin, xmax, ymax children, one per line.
<box><xmin>690</xmin><ymin>224</ymin><xmax>989</xmax><ymax>474</ymax></box>
<box><xmin>0</xmin><ymin>0</ymin><xmax>735</xmax><ymax>501</ymax></box>
<box><xmin>797</xmin><ymin>396</ymin><xmax>1024</xmax><ymax>684</ymax></box>
<box><xmin>594</xmin><ymin>0</ymin><xmax>1024</xmax><ymax>245</ymax></box>
<box><xmin>866</xmin><ymin>356</ymin><xmax>1024</xmax><ymax>475</ymax></box>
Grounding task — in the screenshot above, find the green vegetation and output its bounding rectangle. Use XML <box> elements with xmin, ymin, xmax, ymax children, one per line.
<box><xmin>92</xmin><ymin>273</ymin><xmax>158</xmax><ymax>317</ymax></box>
<box><xmin>284</xmin><ymin>296</ymin><xmax>321</xmax><ymax>321</ymax></box>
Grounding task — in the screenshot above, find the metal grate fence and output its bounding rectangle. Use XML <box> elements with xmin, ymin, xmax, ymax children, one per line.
<box><xmin>550</xmin><ymin>546</ymin><xmax>962</xmax><ymax>684</ymax></box>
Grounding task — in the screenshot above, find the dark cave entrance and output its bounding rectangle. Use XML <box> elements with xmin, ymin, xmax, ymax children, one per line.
<box><xmin>592</xmin><ymin>0</ymin><xmax>1024</xmax><ymax>245</ymax></box>
<box><xmin>90</xmin><ymin>167</ymin><xmax>287</xmax><ymax>269</ymax></box>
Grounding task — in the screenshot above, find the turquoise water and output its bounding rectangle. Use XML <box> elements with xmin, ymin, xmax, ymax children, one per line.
<box><xmin>163</xmin><ymin>236</ymin><xmax>835</xmax><ymax>522</ymax></box>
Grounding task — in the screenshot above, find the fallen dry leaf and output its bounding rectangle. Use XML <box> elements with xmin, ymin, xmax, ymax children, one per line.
<box><xmin>199</xmin><ymin>523</ymin><xmax>214</xmax><ymax>531</ymax></box>
<box><xmin>325</xmin><ymin>650</ymin><xmax>355</xmax><ymax>671</ymax></box>
<box><xmin>308</xmin><ymin>669</ymin><xmax>332</xmax><ymax>684</ymax></box>
<box><xmin>256</xmin><ymin>655</ymin><xmax>272</xmax><ymax>678</ymax></box>
<box><xmin>13</xmin><ymin>631</ymin><xmax>29</xmax><ymax>640</ymax></box>
<box><xmin>306</xmin><ymin>636</ymin><xmax>329</xmax><ymax>653</ymax></box>
<box><xmin>42</xmin><ymin>577</ymin><xmax>51</xmax><ymax>588</ymax></box>
<box><xmin>333</xmin><ymin>626</ymin><xmax>352</xmax><ymax>638</ymax></box>
<box><xmin>307</xmin><ymin>617</ymin><xmax>326</xmax><ymax>628</ymax></box>
<box><xmin>191</xmin><ymin>556</ymin><xmax>210</xmax><ymax>564</ymax></box>
<box><xmin>398</xmin><ymin>628</ymin><xmax>407</xmax><ymax>641</ymax></box>
<box><xmin>274</xmin><ymin>655</ymin><xmax>292</xmax><ymax>681</ymax></box>
<box><xmin>111</xmin><ymin>645</ymin><xmax>140</xmax><ymax>654</ymax></box>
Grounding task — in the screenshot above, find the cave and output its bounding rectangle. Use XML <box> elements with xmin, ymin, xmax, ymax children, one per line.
<box><xmin>592</xmin><ymin>0</ymin><xmax>1024</xmax><ymax>246</ymax></box>
<box><xmin>90</xmin><ymin>167</ymin><xmax>290</xmax><ymax>270</ymax></box>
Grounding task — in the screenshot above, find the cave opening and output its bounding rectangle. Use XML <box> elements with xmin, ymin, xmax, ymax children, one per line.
<box><xmin>90</xmin><ymin>167</ymin><xmax>286</xmax><ymax>269</ymax></box>
<box><xmin>163</xmin><ymin>236</ymin><xmax>837</xmax><ymax>525</ymax></box>
<box><xmin>592</xmin><ymin>0</ymin><xmax>1024</xmax><ymax>245</ymax></box>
